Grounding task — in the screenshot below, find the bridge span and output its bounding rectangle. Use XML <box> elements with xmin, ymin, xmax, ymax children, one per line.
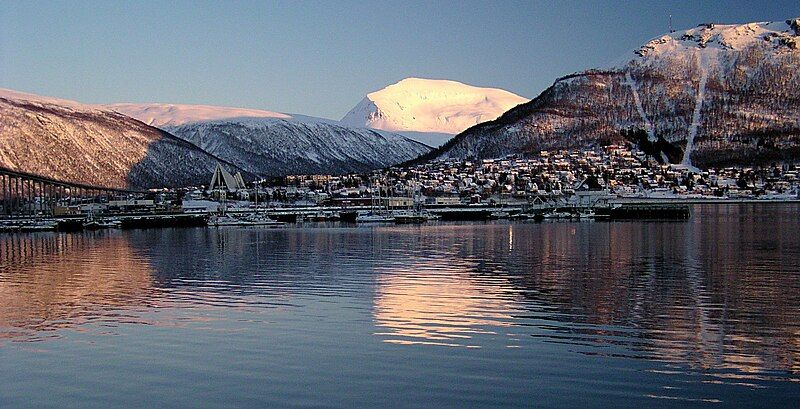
<box><xmin>0</xmin><ymin>166</ymin><xmax>144</xmax><ymax>218</ymax></box>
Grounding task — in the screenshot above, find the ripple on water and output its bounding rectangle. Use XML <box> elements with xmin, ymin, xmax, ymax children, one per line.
<box><xmin>0</xmin><ymin>204</ymin><xmax>798</xmax><ymax>407</ymax></box>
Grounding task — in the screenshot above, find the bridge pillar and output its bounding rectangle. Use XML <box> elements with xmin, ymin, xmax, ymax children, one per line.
<box><xmin>33</xmin><ymin>180</ymin><xmax>38</xmax><ymax>216</ymax></box>
<box><xmin>17</xmin><ymin>177</ymin><xmax>21</xmax><ymax>218</ymax></box>
<box><xmin>2</xmin><ymin>174</ymin><xmax>7</xmax><ymax>217</ymax></box>
<box><xmin>27</xmin><ymin>179</ymin><xmax>32</xmax><ymax>216</ymax></box>
<box><xmin>2</xmin><ymin>174</ymin><xmax>7</xmax><ymax>218</ymax></box>
<box><xmin>48</xmin><ymin>184</ymin><xmax>54</xmax><ymax>215</ymax></box>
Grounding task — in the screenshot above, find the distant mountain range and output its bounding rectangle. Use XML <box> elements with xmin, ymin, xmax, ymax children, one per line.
<box><xmin>0</xmin><ymin>90</ymin><xmax>430</xmax><ymax>189</ymax></box>
<box><xmin>340</xmin><ymin>77</ymin><xmax>528</xmax><ymax>147</ymax></box>
<box><xmin>108</xmin><ymin>104</ymin><xmax>430</xmax><ymax>177</ymax></box>
<box><xmin>3</xmin><ymin>18</ymin><xmax>796</xmax><ymax>189</ymax></box>
<box><xmin>104</xmin><ymin>103</ymin><xmax>296</xmax><ymax>127</ymax></box>
<box><xmin>0</xmin><ymin>89</ymin><xmax>234</xmax><ymax>189</ymax></box>
<box><xmin>424</xmin><ymin>18</ymin><xmax>800</xmax><ymax>168</ymax></box>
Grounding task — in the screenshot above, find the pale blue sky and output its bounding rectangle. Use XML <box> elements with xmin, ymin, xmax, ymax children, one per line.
<box><xmin>1</xmin><ymin>1</ymin><xmax>797</xmax><ymax>119</ymax></box>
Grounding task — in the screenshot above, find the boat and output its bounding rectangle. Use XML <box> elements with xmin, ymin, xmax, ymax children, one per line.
<box><xmin>543</xmin><ymin>211</ymin><xmax>573</xmax><ymax>219</ymax></box>
<box><xmin>84</xmin><ymin>218</ymin><xmax>122</xmax><ymax>230</ymax></box>
<box><xmin>0</xmin><ymin>223</ymin><xmax>22</xmax><ymax>232</ymax></box>
<box><xmin>513</xmin><ymin>212</ymin><xmax>544</xmax><ymax>221</ymax></box>
<box><xmin>356</xmin><ymin>211</ymin><xmax>395</xmax><ymax>223</ymax></box>
<box><xmin>209</xmin><ymin>214</ymin><xmax>283</xmax><ymax>227</ymax></box>
<box><xmin>393</xmin><ymin>210</ymin><xmax>428</xmax><ymax>224</ymax></box>
<box><xmin>307</xmin><ymin>211</ymin><xmax>340</xmax><ymax>222</ymax></box>
<box><xmin>420</xmin><ymin>210</ymin><xmax>441</xmax><ymax>221</ymax></box>
<box><xmin>209</xmin><ymin>215</ymin><xmax>249</xmax><ymax>226</ymax></box>
<box><xmin>489</xmin><ymin>210</ymin><xmax>511</xmax><ymax>220</ymax></box>
<box><xmin>241</xmin><ymin>213</ymin><xmax>284</xmax><ymax>226</ymax></box>
<box><xmin>19</xmin><ymin>220</ymin><xmax>58</xmax><ymax>232</ymax></box>
<box><xmin>357</xmin><ymin>182</ymin><xmax>397</xmax><ymax>223</ymax></box>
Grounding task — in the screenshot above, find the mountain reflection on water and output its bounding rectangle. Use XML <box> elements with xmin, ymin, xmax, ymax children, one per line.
<box><xmin>0</xmin><ymin>232</ymin><xmax>159</xmax><ymax>341</ymax></box>
<box><xmin>373</xmin><ymin>257</ymin><xmax>517</xmax><ymax>347</ymax></box>
<box><xmin>368</xmin><ymin>210</ymin><xmax>800</xmax><ymax>379</ymax></box>
<box><xmin>0</xmin><ymin>204</ymin><xmax>798</xmax><ymax>407</ymax></box>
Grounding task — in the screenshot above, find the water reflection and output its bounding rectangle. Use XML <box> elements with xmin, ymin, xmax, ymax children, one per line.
<box><xmin>373</xmin><ymin>258</ymin><xmax>516</xmax><ymax>347</ymax></box>
<box><xmin>0</xmin><ymin>204</ymin><xmax>798</xmax><ymax>403</ymax></box>
<box><xmin>0</xmin><ymin>232</ymin><xmax>158</xmax><ymax>341</ymax></box>
<box><xmin>368</xmin><ymin>206</ymin><xmax>800</xmax><ymax>382</ymax></box>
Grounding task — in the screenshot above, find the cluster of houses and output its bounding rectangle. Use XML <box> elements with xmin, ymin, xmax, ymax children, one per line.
<box><xmin>220</xmin><ymin>145</ymin><xmax>799</xmax><ymax>207</ymax></box>
<box><xmin>6</xmin><ymin>146</ymin><xmax>796</xmax><ymax>220</ymax></box>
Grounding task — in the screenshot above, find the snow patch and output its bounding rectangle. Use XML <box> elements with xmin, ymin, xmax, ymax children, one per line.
<box><xmin>682</xmin><ymin>50</ymin><xmax>709</xmax><ymax>166</ymax></box>
<box><xmin>623</xmin><ymin>71</ymin><xmax>656</xmax><ymax>141</ymax></box>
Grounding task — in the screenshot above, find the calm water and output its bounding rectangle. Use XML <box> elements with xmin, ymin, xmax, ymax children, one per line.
<box><xmin>1</xmin><ymin>204</ymin><xmax>799</xmax><ymax>408</ymax></box>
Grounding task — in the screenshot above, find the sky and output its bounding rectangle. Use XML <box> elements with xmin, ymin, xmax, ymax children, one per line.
<box><xmin>1</xmin><ymin>0</ymin><xmax>797</xmax><ymax>119</ymax></box>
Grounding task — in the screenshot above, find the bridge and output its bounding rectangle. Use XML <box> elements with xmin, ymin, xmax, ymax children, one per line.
<box><xmin>0</xmin><ymin>166</ymin><xmax>144</xmax><ymax>219</ymax></box>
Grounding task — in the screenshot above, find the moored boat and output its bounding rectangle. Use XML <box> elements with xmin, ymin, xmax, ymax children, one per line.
<box><xmin>356</xmin><ymin>211</ymin><xmax>395</xmax><ymax>223</ymax></box>
<box><xmin>393</xmin><ymin>210</ymin><xmax>427</xmax><ymax>224</ymax></box>
<box><xmin>489</xmin><ymin>210</ymin><xmax>511</xmax><ymax>220</ymax></box>
<box><xmin>19</xmin><ymin>220</ymin><xmax>58</xmax><ymax>232</ymax></box>
<box><xmin>543</xmin><ymin>211</ymin><xmax>573</xmax><ymax>219</ymax></box>
<box><xmin>209</xmin><ymin>214</ymin><xmax>284</xmax><ymax>227</ymax></box>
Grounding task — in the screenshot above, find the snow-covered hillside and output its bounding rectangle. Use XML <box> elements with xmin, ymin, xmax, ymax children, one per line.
<box><xmin>0</xmin><ymin>88</ymin><xmax>430</xmax><ymax>185</ymax></box>
<box><xmin>111</xmin><ymin>103</ymin><xmax>432</xmax><ymax>175</ymax></box>
<box><xmin>0</xmin><ymin>89</ymin><xmax>241</xmax><ymax>189</ymax></box>
<box><xmin>426</xmin><ymin>18</ymin><xmax>800</xmax><ymax>168</ymax></box>
<box><xmin>340</xmin><ymin>78</ymin><xmax>528</xmax><ymax>146</ymax></box>
<box><xmin>164</xmin><ymin>118</ymin><xmax>430</xmax><ymax>176</ymax></box>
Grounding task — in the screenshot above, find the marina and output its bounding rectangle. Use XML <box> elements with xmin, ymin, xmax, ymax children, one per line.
<box><xmin>0</xmin><ymin>200</ymin><xmax>697</xmax><ymax>233</ymax></box>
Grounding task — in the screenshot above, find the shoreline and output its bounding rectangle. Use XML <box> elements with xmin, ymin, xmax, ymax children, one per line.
<box><xmin>0</xmin><ymin>199</ymin><xmax>797</xmax><ymax>234</ymax></box>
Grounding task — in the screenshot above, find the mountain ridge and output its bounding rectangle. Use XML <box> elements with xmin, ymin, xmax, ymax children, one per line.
<box><xmin>424</xmin><ymin>18</ymin><xmax>800</xmax><ymax>168</ymax></box>
<box><xmin>0</xmin><ymin>91</ymin><xmax>246</xmax><ymax>189</ymax></box>
<box><xmin>163</xmin><ymin>116</ymin><xmax>431</xmax><ymax>177</ymax></box>
<box><xmin>110</xmin><ymin>102</ymin><xmax>432</xmax><ymax>176</ymax></box>
<box><xmin>0</xmin><ymin>89</ymin><xmax>429</xmax><ymax>187</ymax></box>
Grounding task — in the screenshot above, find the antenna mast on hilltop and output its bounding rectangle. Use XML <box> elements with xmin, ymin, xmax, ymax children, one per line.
<box><xmin>669</xmin><ymin>14</ymin><xmax>675</xmax><ymax>33</ymax></box>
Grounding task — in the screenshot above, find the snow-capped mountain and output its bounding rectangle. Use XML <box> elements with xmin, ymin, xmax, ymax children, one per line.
<box><xmin>426</xmin><ymin>18</ymin><xmax>800</xmax><ymax>168</ymax></box>
<box><xmin>105</xmin><ymin>103</ymin><xmax>293</xmax><ymax>127</ymax></box>
<box><xmin>110</xmin><ymin>104</ymin><xmax>431</xmax><ymax>176</ymax></box>
<box><xmin>0</xmin><ymin>89</ymin><xmax>241</xmax><ymax>189</ymax></box>
<box><xmin>340</xmin><ymin>78</ymin><xmax>528</xmax><ymax>147</ymax></box>
<box><xmin>164</xmin><ymin>118</ymin><xmax>430</xmax><ymax>176</ymax></box>
<box><xmin>0</xmin><ymin>88</ymin><xmax>429</xmax><ymax>187</ymax></box>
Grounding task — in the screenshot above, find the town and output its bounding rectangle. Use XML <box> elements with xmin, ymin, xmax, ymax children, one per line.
<box><xmin>266</xmin><ymin>145</ymin><xmax>800</xmax><ymax>206</ymax></box>
<box><xmin>2</xmin><ymin>144</ymin><xmax>799</xmax><ymax>231</ymax></box>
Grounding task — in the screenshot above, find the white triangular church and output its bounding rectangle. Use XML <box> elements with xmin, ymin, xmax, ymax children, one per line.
<box><xmin>209</xmin><ymin>163</ymin><xmax>247</xmax><ymax>192</ymax></box>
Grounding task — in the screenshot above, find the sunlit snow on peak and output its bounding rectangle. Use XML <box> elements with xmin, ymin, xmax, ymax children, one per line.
<box><xmin>340</xmin><ymin>77</ymin><xmax>528</xmax><ymax>136</ymax></box>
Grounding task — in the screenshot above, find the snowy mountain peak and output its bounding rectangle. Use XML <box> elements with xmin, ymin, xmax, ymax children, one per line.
<box><xmin>635</xmin><ymin>18</ymin><xmax>799</xmax><ymax>58</ymax></box>
<box><xmin>340</xmin><ymin>77</ymin><xmax>528</xmax><ymax>136</ymax></box>
<box><xmin>428</xmin><ymin>17</ymin><xmax>800</xmax><ymax>169</ymax></box>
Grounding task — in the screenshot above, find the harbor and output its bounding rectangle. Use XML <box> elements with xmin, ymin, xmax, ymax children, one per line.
<box><xmin>0</xmin><ymin>201</ymin><xmax>695</xmax><ymax>233</ymax></box>
<box><xmin>0</xmin><ymin>161</ymin><xmax>702</xmax><ymax>233</ymax></box>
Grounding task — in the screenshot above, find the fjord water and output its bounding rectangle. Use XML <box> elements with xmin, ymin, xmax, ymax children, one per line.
<box><xmin>1</xmin><ymin>204</ymin><xmax>799</xmax><ymax>407</ymax></box>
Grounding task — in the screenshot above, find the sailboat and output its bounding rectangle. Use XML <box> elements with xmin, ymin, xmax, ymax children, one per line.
<box><xmin>357</xmin><ymin>183</ymin><xmax>395</xmax><ymax>223</ymax></box>
<box><xmin>208</xmin><ymin>178</ymin><xmax>283</xmax><ymax>227</ymax></box>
